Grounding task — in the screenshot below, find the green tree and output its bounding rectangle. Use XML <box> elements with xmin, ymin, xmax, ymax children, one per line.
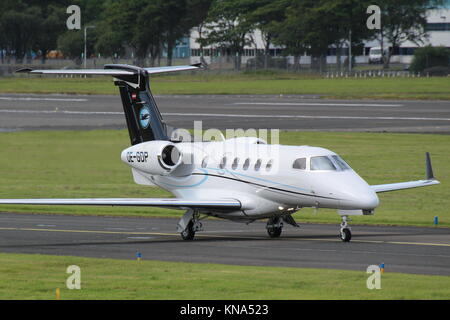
<box><xmin>245</xmin><ymin>0</ymin><xmax>289</xmax><ymax>69</ymax></box>
<box><xmin>203</xmin><ymin>0</ymin><xmax>255</xmax><ymax>70</ymax></box>
<box><xmin>97</xmin><ymin>0</ymin><xmax>195</xmax><ymax>66</ymax></box>
<box><xmin>375</xmin><ymin>0</ymin><xmax>444</xmax><ymax>68</ymax></box>
<box><xmin>136</xmin><ymin>0</ymin><xmax>166</xmax><ymax>66</ymax></box>
<box><xmin>34</xmin><ymin>4</ymin><xmax>68</xmax><ymax>64</ymax></box>
<box><xmin>270</xmin><ymin>5</ymin><xmax>306</xmax><ymax>70</ymax></box>
<box><xmin>186</xmin><ymin>0</ymin><xmax>214</xmax><ymax>65</ymax></box>
<box><xmin>96</xmin><ymin>0</ymin><xmax>148</xmax><ymax>65</ymax></box>
<box><xmin>273</xmin><ymin>0</ymin><xmax>373</xmax><ymax>71</ymax></box>
<box><xmin>57</xmin><ymin>30</ymin><xmax>85</xmax><ymax>64</ymax></box>
<box><xmin>159</xmin><ymin>0</ymin><xmax>189</xmax><ymax>66</ymax></box>
<box><xmin>0</xmin><ymin>5</ymin><xmax>42</xmax><ymax>62</ymax></box>
<box><xmin>410</xmin><ymin>46</ymin><xmax>450</xmax><ymax>72</ymax></box>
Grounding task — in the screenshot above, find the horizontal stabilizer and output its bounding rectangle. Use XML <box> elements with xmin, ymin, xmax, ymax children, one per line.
<box><xmin>16</xmin><ymin>64</ymin><xmax>202</xmax><ymax>76</ymax></box>
<box><xmin>144</xmin><ymin>64</ymin><xmax>202</xmax><ymax>74</ymax></box>
<box><xmin>16</xmin><ymin>68</ymin><xmax>135</xmax><ymax>76</ymax></box>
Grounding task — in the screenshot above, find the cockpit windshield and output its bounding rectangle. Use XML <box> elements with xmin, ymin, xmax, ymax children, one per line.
<box><xmin>332</xmin><ymin>155</ymin><xmax>351</xmax><ymax>170</ymax></box>
<box><xmin>310</xmin><ymin>156</ymin><xmax>337</xmax><ymax>171</ymax></box>
<box><xmin>308</xmin><ymin>155</ymin><xmax>352</xmax><ymax>171</ymax></box>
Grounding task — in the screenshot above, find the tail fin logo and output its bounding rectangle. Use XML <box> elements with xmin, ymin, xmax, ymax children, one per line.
<box><xmin>139</xmin><ymin>106</ymin><xmax>151</xmax><ymax>129</ymax></box>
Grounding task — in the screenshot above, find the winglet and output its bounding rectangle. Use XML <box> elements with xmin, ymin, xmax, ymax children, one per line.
<box><xmin>190</xmin><ymin>62</ymin><xmax>206</xmax><ymax>69</ymax></box>
<box><xmin>426</xmin><ymin>152</ymin><xmax>435</xmax><ymax>180</ymax></box>
<box><xmin>16</xmin><ymin>68</ymin><xmax>33</xmax><ymax>73</ymax></box>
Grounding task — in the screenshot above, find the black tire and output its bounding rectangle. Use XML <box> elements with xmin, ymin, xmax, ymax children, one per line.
<box><xmin>267</xmin><ymin>227</ymin><xmax>282</xmax><ymax>238</ymax></box>
<box><xmin>181</xmin><ymin>221</ymin><xmax>195</xmax><ymax>240</ymax></box>
<box><xmin>340</xmin><ymin>228</ymin><xmax>351</xmax><ymax>242</ymax></box>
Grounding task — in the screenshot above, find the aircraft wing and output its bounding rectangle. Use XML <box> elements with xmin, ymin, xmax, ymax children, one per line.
<box><xmin>0</xmin><ymin>198</ymin><xmax>241</xmax><ymax>211</ymax></box>
<box><xmin>371</xmin><ymin>179</ymin><xmax>440</xmax><ymax>193</ymax></box>
<box><xmin>371</xmin><ymin>152</ymin><xmax>440</xmax><ymax>193</ymax></box>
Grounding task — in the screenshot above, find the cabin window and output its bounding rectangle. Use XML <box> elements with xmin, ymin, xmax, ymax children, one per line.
<box><xmin>243</xmin><ymin>158</ymin><xmax>250</xmax><ymax>170</ymax></box>
<box><xmin>292</xmin><ymin>158</ymin><xmax>306</xmax><ymax>170</ymax></box>
<box><xmin>232</xmin><ymin>158</ymin><xmax>239</xmax><ymax>170</ymax></box>
<box><xmin>310</xmin><ymin>156</ymin><xmax>337</xmax><ymax>171</ymax></box>
<box><xmin>201</xmin><ymin>157</ymin><xmax>208</xmax><ymax>168</ymax></box>
<box><xmin>266</xmin><ymin>159</ymin><xmax>273</xmax><ymax>172</ymax></box>
<box><xmin>254</xmin><ymin>159</ymin><xmax>262</xmax><ymax>171</ymax></box>
<box><xmin>332</xmin><ymin>155</ymin><xmax>351</xmax><ymax>170</ymax></box>
<box><xmin>219</xmin><ymin>157</ymin><xmax>227</xmax><ymax>169</ymax></box>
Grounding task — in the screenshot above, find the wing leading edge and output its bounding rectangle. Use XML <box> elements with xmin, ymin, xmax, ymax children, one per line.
<box><xmin>371</xmin><ymin>152</ymin><xmax>440</xmax><ymax>193</ymax></box>
<box><xmin>0</xmin><ymin>198</ymin><xmax>241</xmax><ymax>211</ymax></box>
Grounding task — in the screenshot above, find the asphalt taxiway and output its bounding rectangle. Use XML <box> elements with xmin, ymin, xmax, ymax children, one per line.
<box><xmin>0</xmin><ymin>213</ymin><xmax>449</xmax><ymax>276</ymax></box>
<box><xmin>1</xmin><ymin>94</ymin><xmax>450</xmax><ymax>133</ymax></box>
<box><xmin>1</xmin><ymin>94</ymin><xmax>449</xmax><ymax>276</ymax></box>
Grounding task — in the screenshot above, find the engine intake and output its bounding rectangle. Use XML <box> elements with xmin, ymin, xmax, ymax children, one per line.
<box><xmin>159</xmin><ymin>145</ymin><xmax>181</xmax><ymax>169</ymax></box>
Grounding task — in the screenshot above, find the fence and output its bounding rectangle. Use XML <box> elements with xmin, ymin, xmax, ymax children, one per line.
<box><xmin>324</xmin><ymin>70</ymin><xmax>428</xmax><ymax>78</ymax></box>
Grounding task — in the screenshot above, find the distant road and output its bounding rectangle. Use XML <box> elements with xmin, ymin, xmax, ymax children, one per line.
<box><xmin>0</xmin><ymin>213</ymin><xmax>449</xmax><ymax>276</ymax></box>
<box><xmin>1</xmin><ymin>94</ymin><xmax>450</xmax><ymax>133</ymax></box>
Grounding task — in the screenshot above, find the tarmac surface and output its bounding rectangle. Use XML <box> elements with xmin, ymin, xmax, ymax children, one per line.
<box><xmin>1</xmin><ymin>94</ymin><xmax>449</xmax><ymax>276</ymax></box>
<box><xmin>1</xmin><ymin>94</ymin><xmax>450</xmax><ymax>133</ymax></box>
<box><xmin>0</xmin><ymin>213</ymin><xmax>449</xmax><ymax>276</ymax></box>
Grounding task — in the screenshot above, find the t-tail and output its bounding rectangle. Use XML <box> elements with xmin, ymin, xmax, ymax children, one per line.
<box><xmin>16</xmin><ymin>64</ymin><xmax>202</xmax><ymax>145</ymax></box>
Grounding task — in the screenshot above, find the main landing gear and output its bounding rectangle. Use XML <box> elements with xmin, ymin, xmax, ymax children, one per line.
<box><xmin>266</xmin><ymin>215</ymin><xmax>300</xmax><ymax>238</ymax></box>
<box><xmin>266</xmin><ymin>217</ymin><xmax>283</xmax><ymax>238</ymax></box>
<box><xmin>177</xmin><ymin>209</ymin><xmax>203</xmax><ymax>241</ymax></box>
<box><xmin>339</xmin><ymin>215</ymin><xmax>352</xmax><ymax>242</ymax></box>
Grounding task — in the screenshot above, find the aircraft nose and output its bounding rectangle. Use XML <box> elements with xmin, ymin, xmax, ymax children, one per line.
<box><xmin>339</xmin><ymin>184</ymin><xmax>380</xmax><ymax>210</ymax></box>
<box><xmin>352</xmin><ymin>190</ymin><xmax>379</xmax><ymax>209</ymax></box>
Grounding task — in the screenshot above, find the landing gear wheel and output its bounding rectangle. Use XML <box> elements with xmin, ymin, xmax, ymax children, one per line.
<box><xmin>267</xmin><ymin>227</ymin><xmax>282</xmax><ymax>238</ymax></box>
<box><xmin>266</xmin><ymin>217</ymin><xmax>283</xmax><ymax>238</ymax></box>
<box><xmin>181</xmin><ymin>221</ymin><xmax>195</xmax><ymax>241</ymax></box>
<box><xmin>340</xmin><ymin>228</ymin><xmax>351</xmax><ymax>242</ymax></box>
<box><xmin>339</xmin><ymin>215</ymin><xmax>352</xmax><ymax>242</ymax></box>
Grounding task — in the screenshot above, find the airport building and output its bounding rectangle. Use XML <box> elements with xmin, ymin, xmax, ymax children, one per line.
<box><xmin>189</xmin><ymin>2</ymin><xmax>450</xmax><ymax>67</ymax></box>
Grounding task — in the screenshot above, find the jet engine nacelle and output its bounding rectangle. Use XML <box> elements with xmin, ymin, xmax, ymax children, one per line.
<box><xmin>121</xmin><ymin>141</ymin><xmax>182</xmax><ymax>176</ymax></box>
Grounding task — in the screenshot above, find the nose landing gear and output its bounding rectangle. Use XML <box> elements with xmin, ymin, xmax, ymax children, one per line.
<box><xmin>339</xmin><ymin>215</ymin><xmax>352</xmax><ymax>242</ymax></box>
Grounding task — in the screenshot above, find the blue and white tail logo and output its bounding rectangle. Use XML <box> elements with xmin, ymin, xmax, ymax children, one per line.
<box><xmin>139</xmin><ymin>106</ymin><xmax>151</xmax><ymax>129</ymax></box>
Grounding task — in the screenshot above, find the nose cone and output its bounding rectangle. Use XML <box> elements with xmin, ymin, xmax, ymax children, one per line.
<box><xmin>336</xmin><ymin>174</ymin><xmax>380</xmax><ymax>210</ymax></box>
<box><xmin>344</xmin><ymin>190</ymin><xmax>380</xmax><ymax>210</ymax></box>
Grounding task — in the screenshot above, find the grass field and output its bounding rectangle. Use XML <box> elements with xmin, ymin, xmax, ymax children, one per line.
<box><xmin>1</xmin><ymin>73</ymin><xmax>450</xmax><ymax>99</ymax></box>
<box><xmin>0</xmin><ymin>130</ymin><xmax>448</xmax><ymax>227</ymax></box>
<box><xmin>0</xmin><ymin>253</ymin><xmax>449</xmax><ymax>299</ymax></box>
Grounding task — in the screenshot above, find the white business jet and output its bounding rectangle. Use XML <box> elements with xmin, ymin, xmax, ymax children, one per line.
<box><xmin>0</xmin><ymin>64</ymin><xmax>440</xmax><ymax>242</ymax></box>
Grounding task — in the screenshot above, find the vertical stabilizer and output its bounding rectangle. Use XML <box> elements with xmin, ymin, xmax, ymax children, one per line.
<box><xmin>106</xmin><ymin>64</ymin><xmax>169</xmax><ymax>145</ymax></box>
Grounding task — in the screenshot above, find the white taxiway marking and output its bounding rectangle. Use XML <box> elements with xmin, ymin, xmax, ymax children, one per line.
<box><xmin>234</xmin><ymin>102</ymin><xmax>404</xmax><ymax>107</ymax></box>
<box><xmin>0</xmin><ymin>227</ymin><xmax>449</xmax><ymax>248</ymax></box>
<box><xmin>0</xmin><ymin>109</ymin><xmax>122</xmax><ymax>115</ymax></box>
<box><xmin>1</xmin><ymin>109</ymin><xmax>450</xmax><ymax>122</ymax></box>
<box><xmin>127</xmin><ymin>237</ymin><xmax>153</xmax><ymax>240</ymax></box>
<box><xmin>0</xmin><ymin>97</ymin><xmax>88</xmax><ymax>102</ymax></box>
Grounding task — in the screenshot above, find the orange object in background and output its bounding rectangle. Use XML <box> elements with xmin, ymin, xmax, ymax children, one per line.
<box><xmin>46</xmin><ymin>50</ymin><xmax>64</xmax><ymax>59</ymax></box>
